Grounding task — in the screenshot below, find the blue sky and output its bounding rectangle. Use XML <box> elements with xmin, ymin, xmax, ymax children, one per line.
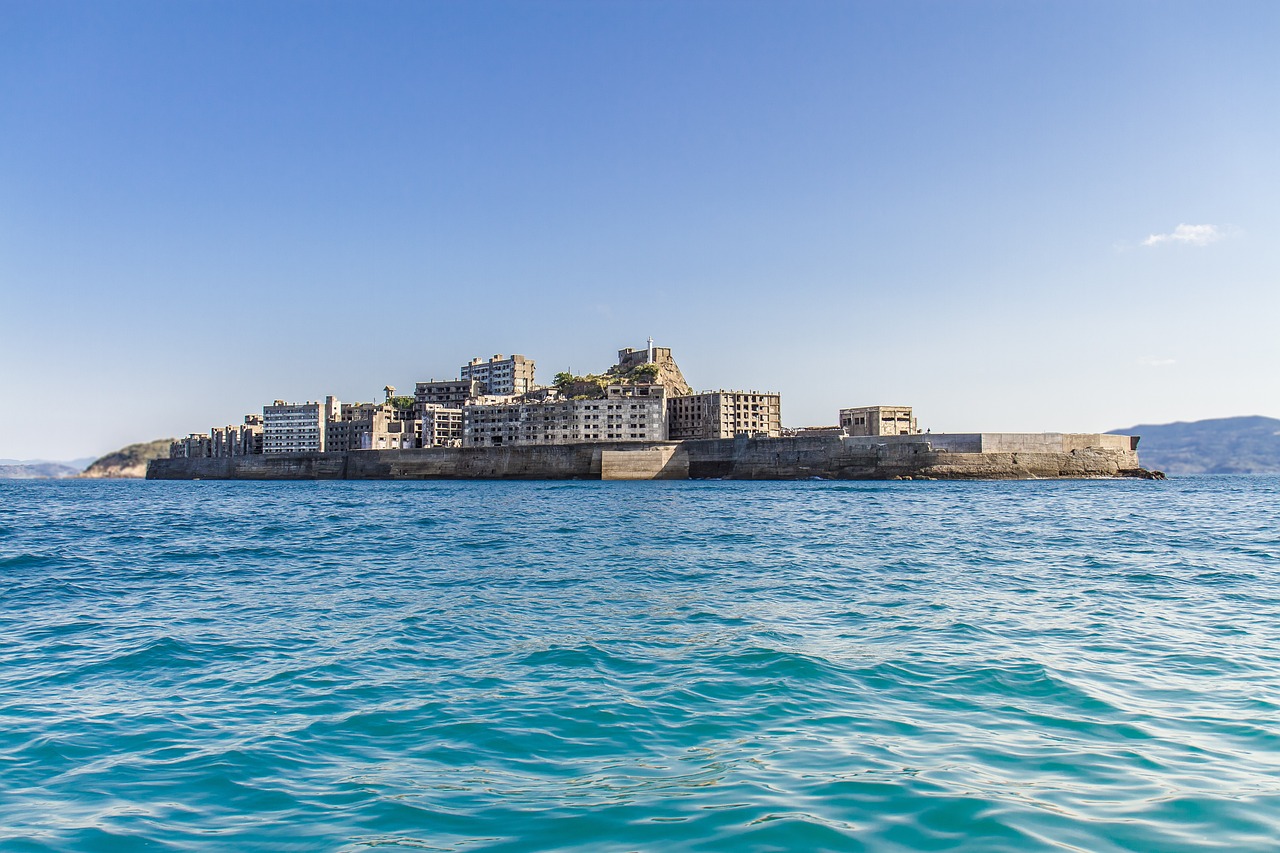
<box><xmin>2</xmin><ymin>1</ymin><xmax>1277</xmax><ymax>459</ymax></box>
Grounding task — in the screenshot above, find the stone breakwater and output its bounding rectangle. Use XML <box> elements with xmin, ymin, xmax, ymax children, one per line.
<box><xmin>147</xmin><ymin>433</ymin><xmax>1158</xmax><ymax>481</ymax></box>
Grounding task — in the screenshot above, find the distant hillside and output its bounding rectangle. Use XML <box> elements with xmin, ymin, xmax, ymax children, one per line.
<box><xmin>0</xmin><ymin>461</ymin><xmax>82</xmax><ymax>480</ymax></box>
<box><xmin>1108</xmin><ymin>416</ymin><xmax>1280</xmax><ymax>475</ymax></box>
<box><xmin>81</xmin><ymin>439</ymin><xmax>175</xmax><ymax>479</ymax></box>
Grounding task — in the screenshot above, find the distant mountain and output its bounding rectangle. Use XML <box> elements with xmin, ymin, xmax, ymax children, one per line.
<box><xmin>0</xmin><ymin>456</ymin><xmax>93</xmax><ymax>468</ymax></box>
<box><xmin>1108</xmin><ymin>416</ymin><xmax>1280</xmax><ymax>475</ymax></box>
<box><xmin>0</xmin><ymin>462</ymin><xmax>82</xmax><ymax>480</ymax></box>
<box><xmin>81</xmin><ymin>439</ymin><xmax>176</xmax><ymax>479</ymax></box>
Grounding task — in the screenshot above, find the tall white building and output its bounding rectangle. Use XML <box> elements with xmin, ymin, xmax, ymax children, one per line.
<box><xmin>263</xmin><ymin>399</ymin><xmax>337</xmax><ymax>453</ymax></box>
<box><xmin>460</xmin><ymin>354</ymin><xmax>535</xmax><ymax>396</ymax></box>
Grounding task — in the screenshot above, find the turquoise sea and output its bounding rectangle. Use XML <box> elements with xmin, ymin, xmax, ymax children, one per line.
<box><xmin>2</xmin><ymin>477</ymin><xmax>1278</xmax><ymax>851</ymax></box>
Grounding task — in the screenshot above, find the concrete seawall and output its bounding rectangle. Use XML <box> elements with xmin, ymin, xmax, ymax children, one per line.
<box><xmin>147</xmin><ymin>433</ymin><xmax>1150</xmax><ymax>481</ymax></box>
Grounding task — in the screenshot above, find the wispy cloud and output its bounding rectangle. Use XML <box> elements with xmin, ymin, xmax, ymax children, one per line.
<box><xmin>1138</xmin><ymin>357</ymin><xmax>1177</xmax><ymax>368</ymax></box>
<box><xmin>1142</xmin><ymin>223</ymin><xmax>1223</xmax><ymax>247</ymax></box>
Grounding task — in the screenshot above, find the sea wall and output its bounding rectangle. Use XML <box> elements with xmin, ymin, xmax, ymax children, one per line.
<box><xmin>147</xmin><ymin>433</ymin><xmax>1148</xmax><ymax>481</ymax></box>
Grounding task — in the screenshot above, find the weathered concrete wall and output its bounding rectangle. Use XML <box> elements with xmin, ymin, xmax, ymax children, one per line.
<box><xmin>906</xmin><ymin>434</ymin><xmax>984</xmax><ymax>453</ymax></box>
<box><xmin>683</xmin><ymin>435</ymin><xmax>1142</xmax><ymax>480</ymax></box>
<box><xmin>149</xmin><ymin>444</ymin><xmax>621</xmax><ymax>480</ymax></box>
<box><xmin>979</xmin><ymin>433</ymin><xmax>1133</xmax><ymax>453</ymax></box>
<box><xmin>838</xmin><ymin>433</ymin><xmax>1135</xmax><ymax>454</ymax></box>
<box><xmin>601</xmin><ymin>446</ymin><xmax>689</xmax><ymax>480</ymax></box>
<box><xmin>148</xmin><ymin>433</ymin><xmax>1146</xmax><ymax>481</ymax></box>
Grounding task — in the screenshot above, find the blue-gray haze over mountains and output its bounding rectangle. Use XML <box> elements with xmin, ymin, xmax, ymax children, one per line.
<box><xmin>1107</xmin><ymin>416</ymin><xmax>1280</xmax><ymax>475</ymax></box>
<box><xmin>0</xmin><ymin>460</ymin><xmax>89</xmax><ymax>479</ymax></box>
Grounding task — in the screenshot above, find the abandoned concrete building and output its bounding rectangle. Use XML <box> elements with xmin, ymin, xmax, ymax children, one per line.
<box><xmin>668</xmin><ymin>391</ymin><xmax>783</xmax><ymax>440</ymax></box>
<box><xmin>460</xmin><ymin>354</ymin><xmax>535</xmax><ymax>396</ymax></box>
<box><xmin>463</xmin><ymin>384</ymin><xmax>668</xmax><ymax>447</ymax></box>
<box><xmin>839</xmin><ymin>405</ymin><xmax>919</xmax><ymax>436</ymax></box>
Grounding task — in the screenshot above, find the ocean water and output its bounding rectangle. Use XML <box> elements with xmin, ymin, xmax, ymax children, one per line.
<box><xmin>1</xmin><ymin>477</ymin><xmax>1278</xmax><ymax>852</ymax></box>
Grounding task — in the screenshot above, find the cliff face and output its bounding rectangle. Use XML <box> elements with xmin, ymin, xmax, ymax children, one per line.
<box><xmin>610</xmin><ymin>348</ymin><xmax>693</xmax><ymax>396</ymax></box>
<box><xmin>648</xmin><ymin>351</ymin><xmax>693</xmax><ymax>396</ymax></box>
<box><xmin>82</xmin><ymin>439</ymin><xmax>176</xmax><ymax>479</ymax></box>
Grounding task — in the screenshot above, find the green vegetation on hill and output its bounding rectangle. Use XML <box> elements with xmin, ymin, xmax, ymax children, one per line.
<box><xmin>552</xmin><ymin>372</ymin><xmax>610</xmax><ymax>399</ymax></box>
<box><xmin>627</xmin><ymin>363</ymin><xmax>661</xmax><ymax>382</ymax></box>
<box><xmin>1108</xmin><ymin>416</ymin><xmax>1280</xmax><ymax>475</ymax></box>
<box><xmin>81</xmin><ymin>439</ymin><xmax>176</xmax><ymax>479</ymax></box>
<box><xmin>551</xmin><ymin>362</ymin><xmax>665</xmax><ymax>400</ymax></box>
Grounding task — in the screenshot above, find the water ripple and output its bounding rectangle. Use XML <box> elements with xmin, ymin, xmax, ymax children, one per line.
<box><xmin>1</xmin><ymin>476</ymin><xmax>1278</xmax><ymax>850</ymax></box>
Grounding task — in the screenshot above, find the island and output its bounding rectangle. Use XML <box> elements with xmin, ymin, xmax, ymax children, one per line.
<box><xmin>148</xmin><ymin>342</ymin><xmax>1158</xmax><ymax>481</ymax></box>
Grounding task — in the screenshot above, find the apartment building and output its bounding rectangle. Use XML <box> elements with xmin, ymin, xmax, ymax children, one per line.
<box><xmin>414</xmin><ymin>379</ymin><xmax>484</xmax><ymax>410</ymax></box>
<box><xmin>460</xmin><ymin>354</ymin><xmax>535</xmax><ymax>396</ymax></box>
<box><xmin>170</xmin><ymin>434</ymin><xmax>212</xmax><ymax>459</ymax></box>
<box><xmin>326</xmin><ymin>401</ymin><xmax>420</xmax><ymax>451</ymax></box>
<box><xmin>209</xmin><ymin>415</ymin><xmax>263</xmax><ymax>457</ymax></box>
<box><xmin>420</xmin><ymin>406</ymin><xmax>464</xmax><ymax>447</ymax></box>
<box><xmin>668</xmin><ymin>391</ymin><xmax>782</xmax><ymax>440</ymax></box>
<box><xmin>464</xmin><ymin>384</ymin><xmax>668</xmax><ymax>447</ymax></box>
<box><xmin>263</xmin><ymin>399</ymin><xmax>338</xmax><ymax>453</ymax></box>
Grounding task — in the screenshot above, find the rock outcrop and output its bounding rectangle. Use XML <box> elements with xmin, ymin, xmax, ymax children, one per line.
<box><xmin>611</xmin><ymin>346</ymin><xmax>694</xmax><ymax>396</ymax></box>
<box><xmin>82</xmin><ymin>439</ymin><xmax>176</xmax><ymax>479</ymax></box>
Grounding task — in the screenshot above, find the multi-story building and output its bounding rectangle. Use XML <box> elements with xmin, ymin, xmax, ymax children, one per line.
<box><xmin>420</xmin><ymin>406</ymin><xmax>464</xmax><ymax>448</ymax></box>
<box><xmin>413</xmin><ymin>379</ymin><xmax>484</xmax><ymax>410</ymax></box>
<box><xmin>210</xmin><ymin>415</ymin><xmax>263</xmax><ymax>457</ymax></box>
<box><xmin>460</xmin><ymin>354</ymin><xmax>535</xmax><ymax>396</ymax></box>
<box><xmin>326</xmin><ymin>401</ymin><xmax>420</xmax><ymax>451</ymax></box>
<box><xmin>170</xmin><ymin>434</ymin><xmax>212</xmax><ymax>459</ymax></box>
<box><xmin>464</xmin><ymin>384</ymin><xmax>667</xmax><ymax>447</ymax></box>
<box><xmin>263</xmin><ymin>399</ymin><xmax>337</xmax><ymax>453</ymax></box>
<box><xmin>839</xmin><ymin>405</ymin><xmax>918</xmax><ymax>436</ymax></box>
<box><xmin>172</xmin><ymin>415</ymin><xmax>264</xmax><ymax>459</ymax></box>
<box><xmin>667</xmin><ymin>391</ymin><xmax>782</xmax><ymax>440</ymax></box>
